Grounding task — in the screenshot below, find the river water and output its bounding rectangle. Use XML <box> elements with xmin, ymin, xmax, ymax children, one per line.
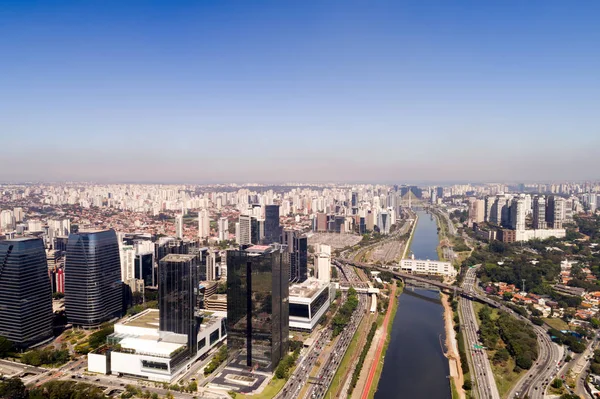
<box><xmin>374</xmin><ymin>210</ymin><xmax>451</xmax><ymax>399</ymax></box>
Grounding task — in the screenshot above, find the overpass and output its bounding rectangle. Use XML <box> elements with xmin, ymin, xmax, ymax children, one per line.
<box><xmin>340</xmin><ymin>258</ymin><xmax>501</xmax><ymax>309</ymax></box>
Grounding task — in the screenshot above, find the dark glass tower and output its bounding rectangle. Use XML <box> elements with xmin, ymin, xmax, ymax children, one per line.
<box><xmin>158</xmin><ymin>253</ymin><xmax>198</xmax><ymax>354</ymax></box>
<box><xmin>226</xmin><ymin>245</ymin><xmax>289</xmax><ymax>371</ymax></box>
<box><xmin>0</xmin><ymin>238</ymin><xmax>53</xmax><ymax>348</ymax></box>
<box><xmin>263</xmin><ymin>205</ymin><xmax>281</xmax><ymax>245</ymax></box>
<box><xmin>64</xmin><ymin>229</ymin><xmax>123</xmax><ymax>328</ymax></box>
<box><xmin>282</xmin><ymin>230</ymin><xmax>308</xmax><ymax>282</ymax></box>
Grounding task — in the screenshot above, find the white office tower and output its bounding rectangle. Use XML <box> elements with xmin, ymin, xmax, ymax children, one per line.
<box><xmin>314</xmin><ymin>244</ymin><xmax>331</xmax><ymax>282</ymax></box>
<box><xmin>387</xmin><ymin>206</ymin><xmax>396</xmax><ymax>226</ymax></box>
<box><xmin>235</xmin><ymin>222</ymin><xmax>241</xmax><ymax>245</ymax></box>
<box><xmin>217</xmin><ymin>217</ymin><xmax>228</xmax><ymax>242</ymax></box>
<box><xmin>0</xmin><ymin>210</ymin><xmax>15</xmax><ymax>231</ymax></box>
<box><xmin>48</xmin><ymin>219</ymin><xmax>70</xmax><ymax>236</ymax></box>
<box><xmin>119</xmin><ymin>244</ymin><xmax>141</xmax><ymax>291</ymax></box>
<box><xmin>175</xmin><ymin>215</ymin><xmax>183</xmax><ymax>239</ymax></box>
<box><xmin>377</xmin><ymin>209</ymin><xmax>391</xmax><ymax>235</ymax></box>
<box><xmin>238</xmin><ymin>214</ymin><xmax>252</xmax><ymax>245</ymax></box>
<box><xmin>28</xmin><ymin>219</ymin><xmax>43</xmax><ymax>232</ymax></box>
<box><xmin>13</xmin><ymin>207</ymin><xmax>24</xmax><ymax>223</ymax></box>
<box><xmin>198</xmin><ymin>208</ymin><xmax>210</xmax><ymax>239</ymax></box>
<box><xmin>207</xmin><ymin>250</ymin><xmax>218</xmax><ymax>281</ymax></box>
<box><xmin>468</xmin><ymin>198</ymin><xmax>485</xmax><ymax>225</ymax></box>
<box><xmin>510</xmin><ymin>195</ymin><xmax>526</xmax><ymax>231</ymax></box>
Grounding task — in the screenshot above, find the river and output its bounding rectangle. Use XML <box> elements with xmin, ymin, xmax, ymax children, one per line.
<box><xmin>375</xmin><ymin>209</ymin><xmax>451</xmax><ymax>399</ymax></box>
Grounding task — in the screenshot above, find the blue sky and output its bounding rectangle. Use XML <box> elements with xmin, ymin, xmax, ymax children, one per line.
<box><xmin>1</xmin><ymin>1</ymin><xmax>599</xmax><ymax>183</ymax></box>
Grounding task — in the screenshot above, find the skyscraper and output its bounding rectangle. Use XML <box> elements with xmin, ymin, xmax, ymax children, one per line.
<box><xmin>159</xmin><ymin>254</ymin><xmax>198</xmax><ymax>355</ymax></box>
<box><xmin>217</xmin><ymin>217</ymin><xmax>228</xmax><ymax>242</ymax></box>
<box><xmin>533</xmin><ymin>196</ymin><xmax>547</xmax><ymax>229</ymax></box>
<box><xmin>226</xmin><ymin>245</ymin><xmax>289</xmax><ymax>371</ymax></box>
<box><xmin>282</xmin><ymin>230</ymin><xmax>308</xmax><ymax>282</ymax></box>
<box><xmin>547</xmin><ymin>196</ymin><xmax>565</xmax><ymax>229</ymax></box>
<box><xmin>263</xmin><ymin>205</ymin><xmax>281</xmax><ymax>245</ymax></box>
<box><xmin>510</xmin><ymin>195</ymin><xmax>526</xmax><ymax>231</ymax></box>
<box><xmin>198</xmin><ymin>209</ymin><xmax>210</xmax><ymax>239</ymax></box>
<box><xmin>0</xmin><ymin>238</ymin><xmax>53</xmax><ymax>348</ymax></box>
<box><xmin>175</xmin><ymin>215</ymin><xmax>184</xmax><ymax>239</ymax></box>
<box><xmin>65</xmin><ymin>229</ymin><xmax>123</xmax><ymax>328</ymax></box>
<box><xmin>238</xmin><ymin>214</ymin><xmax>252</xmax><ymax>245</ymax></box>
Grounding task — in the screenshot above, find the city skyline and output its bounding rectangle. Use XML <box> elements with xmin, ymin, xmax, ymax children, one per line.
<box><xmin>2</xmin><ymin>1</ymin><xmax>600</xmax><ymax>183</ymax></box>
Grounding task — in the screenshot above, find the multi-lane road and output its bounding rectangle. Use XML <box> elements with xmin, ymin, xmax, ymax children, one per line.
<box><xmin>460</xmin><ymin>266</ymin><xmax>500</xmax><ymax>399</ymax></box>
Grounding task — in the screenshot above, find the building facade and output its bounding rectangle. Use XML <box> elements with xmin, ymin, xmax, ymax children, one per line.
<box><xmin>0</xmin><ymin>238</ymin><xmax>53</xmax><ymax>348</ymax></box>
<box><xmin>263</xmin><ymin>205</ymin><xmax>281</xmax><ymax>245</ymax></box>
<box><xmin>226</xmin><ymin>245</ymin><xmax>289</xmax><ymax>371</ymax></box>
<box><xmin>65</xmin><ymin>229</ymin><xmax>123</xmax><ymax>328</ymax></box>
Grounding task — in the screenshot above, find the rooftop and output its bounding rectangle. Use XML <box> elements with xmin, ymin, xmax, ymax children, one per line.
<box><xmin>289</xmin><ymin>278</ymin><xmax>329</xmax><ymax>299</ymax></box>
<box><xmin>122</xmin><ymin>309</ymin><xmax>161</xmax><ymax>329</ymax></box>
<box><xmin>160</xmin><ymin>253</ymin><xmax>196</xmax><ymax>262</ymax></box>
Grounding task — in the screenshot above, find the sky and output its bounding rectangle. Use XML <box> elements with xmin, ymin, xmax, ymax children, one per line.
<box><xmin>1</xmin><ymin>0</ymin><xmax>599</xmax><ymax>183</ymax></box>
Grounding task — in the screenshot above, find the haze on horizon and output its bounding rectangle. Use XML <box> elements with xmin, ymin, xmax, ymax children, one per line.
<box><xmin>1</xmin><ymin>1</ymin><xmax>599</xmax><ymax>183</ymax></box>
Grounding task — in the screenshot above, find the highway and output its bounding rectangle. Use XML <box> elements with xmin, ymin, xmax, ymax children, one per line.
<box><xmin>459</xmin><ymin>266</ymin><xmax>500</xmax><ymax>399</ymax></box>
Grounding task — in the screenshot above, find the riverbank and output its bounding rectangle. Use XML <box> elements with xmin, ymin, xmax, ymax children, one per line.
<box><xmin>402</xmin><ymin>213</ymin><xmax>419</xmax><ymax>259</ymax></box>
<box><xmin>441</xmin><ymin>293</ymin><xmax>465</xmax><ymax>399</ymax></box>
<box><xmin>361</xmin><ymin>282</ymin><xmax>401</xmax><ymax>399</ymax></box>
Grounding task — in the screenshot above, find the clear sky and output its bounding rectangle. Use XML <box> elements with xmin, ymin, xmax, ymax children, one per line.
<box><xmin>1</xmin><ymin>1</ymin><xmax>599</xmax><ymax>183</ymax></box>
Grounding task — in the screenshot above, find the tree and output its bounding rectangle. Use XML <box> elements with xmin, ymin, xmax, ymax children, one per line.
<box><xmin>552</xmin><ymin>378</ymin><xmax>563</xmax><ymax>388</ymax></box>
<box><xmin>0</xmin><ymin>377</ymin><xmax>27</xmax><ymax>399</ymax></box>
<box><xmin>462</xmin><ymin>380</ymin><xmax>472</xmax><ymax>390</ymax></box>
<box><xmin>0</xmin><ymin>336</ymin><xmax>14</xmax><ymax>358</ymax></box>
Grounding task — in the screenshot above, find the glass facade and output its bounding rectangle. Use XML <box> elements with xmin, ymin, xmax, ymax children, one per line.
<box><xmin>158</xmin><ymin>254</ymin><xmax>198</xmax><ymax>355</ymax></box>
<box><xmin>263</xmin><ymin>205</ymin><xmax>281</xmax><ymax>245</ymax></box>
<box><xmin>226</xmin><ymin>246</ymin><xmax>289</xmax><ymax>371</ymax></box>
<box><xmin>282</xmin><ymin>230</ymin><xmax>308</xmax><ymax>282</ymax></box>
<box><xmin>0</xmin><ymin>238</ymin><xmax>53</xmax><ymax>348</ymax></box>
<box><xmin>65</xmin><ymin>230</ymin><xmax>123</xmax><ymax>328</ymax></box>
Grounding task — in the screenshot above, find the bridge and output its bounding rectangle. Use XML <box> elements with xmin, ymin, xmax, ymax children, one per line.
<box><xmin>339</xmin><ymin>258</ymin><xmax>501</xmax><ymax>309</ymax></box>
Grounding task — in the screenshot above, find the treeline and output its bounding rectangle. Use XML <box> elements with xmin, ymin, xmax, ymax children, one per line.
<box><xmin>548</xmin><ymin>329</ymin><xmax>586</xmax><ymax>353</ymax></box>
<box><xmin>0</xmin><ymin>378</ymin><xmax>107</xmax><ymax>399</ymax></box>
<box><xmin>348</xmin><ymin>322</ymin><xmax>377</xmax><ymax>396</ymax></box>
<box><xmin>477</xmin><ymin>306</ymin><xmax>538</xmax><ymax>370</ymax></box>
<box><xmin>204</xmin><ymin>345</ymin><xmax>227</xmax><ymax>375</ymax></box>
<box><xmin>75</xmin><ymin>324</ymin><xmax>115</xmax><ymax>354</ymax></box>
<box><xmin>275</xmin><ymin>343</ymin><xmax>302</xmax><ymax>379</ymax></box>
<box><xmin>21</xmin><ymin>347</ymin><xmax>70</xmax><ymax>367</ymax></box>
<box><xmin>332</xmin><ymin>287</ymin><xmax>359</xmax><ymax>337</ymax></box>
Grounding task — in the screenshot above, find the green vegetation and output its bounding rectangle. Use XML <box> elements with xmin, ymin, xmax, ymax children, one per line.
<box><xmin>589</xmin><ymin>349</ymin><xmax>600</xmax><ymax>374</ymax></box>
<box><xmin>348</xmin><ymin>322</ymin><xmax>377</xmax><ymax>396</ymax></box>
<box><xmin>236</xmin><ymin>378</ymin><xmax>286</xmax><ymax>399</ymax></box>
<box><xmin>544</xmin><ymin>317</ymin><xmax>569</xmax><ymax>331</ymax></box>
<box><xmin>0</xmin><ymin>336</ymin><xmax>14</xmax><ymax>358</ymax></box>
<box><xmin>0</xmin><ymin>378</ymin><xmax>108</xmax><ymax>399</ymax></box>
<box><xmin>88</xmin><ymin>324</ymin><xmax>115</xmax><ymax>350</ymax></box>
<box><xmin>274</xmin><ymin>344</ymin><xmax>301</xmax><ymax>379</ymax></box>
<box><xmin>332</xmin><ymin>287</ymin><xmax>358</xmax><ymax>337</ymax></box>
<box><xmin>204</xmin><ymin>345</ymin><xmax>227</xmax><ymax>375</ymax></box>
<box><xmin>21</xmin><ymin>347</ymin><xmax>71</xmax><ymax>367</ymax></box>
<box><xmin>127</xmin><ymin>300</ymin><xmax>159</xmax><ymax>316</ymax></box>
<box><xmin>548</xmin><ymin>329</ymin><xmax>586</xmax><ymax>353</ymax></box>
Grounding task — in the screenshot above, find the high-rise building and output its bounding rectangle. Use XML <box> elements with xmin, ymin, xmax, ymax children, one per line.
<box><xmin>510</xmin><ymin>195</ymin><xmax>526</xmax><ymax>231</ymax></box>
<box><xmin>159</xmin><ymin>254</ymin><xmax>198</xmax><ymax>355</ymax></box>
<box><xmin>0</xmin><ymin>210</ymin><xmax>14</xmax><ymax>231</ymax></box>
<box><xmin>226</xmin><ymin>245</ymin><xmax>289</xmax><ymax>371</ymax></box>
<box><xmin>282</xmin><ymin>230</ymin><xmax>308</xmax><ymax>282</ymax></box>
<box><xmin>547</xmin><ymin>196</ymin><xmax>565</xmax><ymax>229</ymax></box>
<box><xmin>263</xmin><ymin>205</ymin><xmax>281</xmax><ymax>244</ymax></box>
<box><xmin>0</xmin><ymin>238</ymin><xmax>53</xmax><ymax>348</ymax></box>
<box><xmin>468</xmin><ymin>198</ymin><xmax>485</xmax><ymax>225</ymax></box>
<box><xmin>238</xmin><ymin>215</ymin><xmax>252</xmax><ymax>245</ymax></box>
<box><xmin>533</xmin><ymin>196</ymin><xmax>547</xmax><ymax>229</ymax></box>
<box><xmin>198</xmin><ymin>209</ymin><xmax>210</xmax><ymax>239</ymax></box>
<box><xmin>377</xmin><ymin>210</ymin><xmax>391</xmax><ymax>234</ymax></box>
<box><xmin>217</xmin><ymin>217</ymin><xmax>228</xmax><ymax>242</ymax></box>
<box><xmin>314</xmin><ymin>244</ymin><xmax>331</xmax><ymax>282</ymax></box>
<box><xmin>175</xmin><ymin>215</ymin><xmax>184</xmax><ymax>239</ymax></box>
<box><xmin>65</xmin><ymin>229</ymin><xmax>123</xmax><ymax>328</ymax></box>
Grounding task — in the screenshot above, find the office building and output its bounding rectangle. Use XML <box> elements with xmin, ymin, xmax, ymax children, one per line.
<box><xmin>88</xmin><ymin>309</ymin><xmax>226</xmax><ymax>383</ymax></box>
<box><xmin>377</xmin><ymin>209</ymin><xmax>391</xmax><ymax>235</ymax></box>
<box><xmin>468</xmin><ymin>198</ymin><xmax>485</xmax><ymax>225</ymax></box>
<box><xmin>263</xmin><ymin>205</ymin><xmax>281</xmax><ymax>244</ymax></box>
<box><xmin>282</xmin><ymin>229</ymin><xmax>308</xmax><ymax>282</ymax></box>
<box><xmin>65</xmin><ymin>229</ymin><xmax>123</xmax><ymax>328</ymax></box>
<box><xmin>0</xmin><ymin>238</ymin><xmax>53</xmax><ymax>348</ymax></box>
<box><xmin>226</xmin><ymin>245</ymin><xmax>289</xmax><ymax>371</ymax></box>
<box><xmin>314</xmin><ymin>244</ymin><xmax>331</xmax><ymax>282</ymax></box>
<box><xmin>399</xmin><ymin>255</ymin><xmax>457</xmax><ymax>277</ymax></box>
<box><xmin>159</xmin><ymin>254</ymin><xmax>199</xmax><ymax>355</ymax></box>
<box><xmin>289</xmin><ymin>279</ymin><xmax>331</xmax><ymax>331</ymax></box>
<box><xmin>198</xmin><ymin>209</ymin><xmax>210</xmax><ymax>239</ymax></box>
<box><xmin>238</xmin><ymin>214</ymin><xmax>252</xmax><ymax>245</ymax></box>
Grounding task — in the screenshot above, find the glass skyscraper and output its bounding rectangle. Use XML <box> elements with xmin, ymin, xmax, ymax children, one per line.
<box><xmin>0</xmin><ymin>238</ymin><xmax>53</xmax><ymax>348</ymax></box>
<box><xmin>159</xmin><ymin>253</ymin><xmax>199</xmax><ymax>354</ymax></box>
<box><xmin>64</xmin><ymin>229</ymin><xmax>123</xmax><ymax>328</ymax></box>
<box><xmin>263</xmin><ymin>205</ymin><xmax>281</xmax><ymax>245</ymax></box>
<box><xmin>226</xmin><ymin>245</ymin><xmax>289</xmax><ymax>371</ymax></box>
<box><xmin>282</xmin><ymin>230</ymin><xmax>308</xmax><ymax>282</ymax></box>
